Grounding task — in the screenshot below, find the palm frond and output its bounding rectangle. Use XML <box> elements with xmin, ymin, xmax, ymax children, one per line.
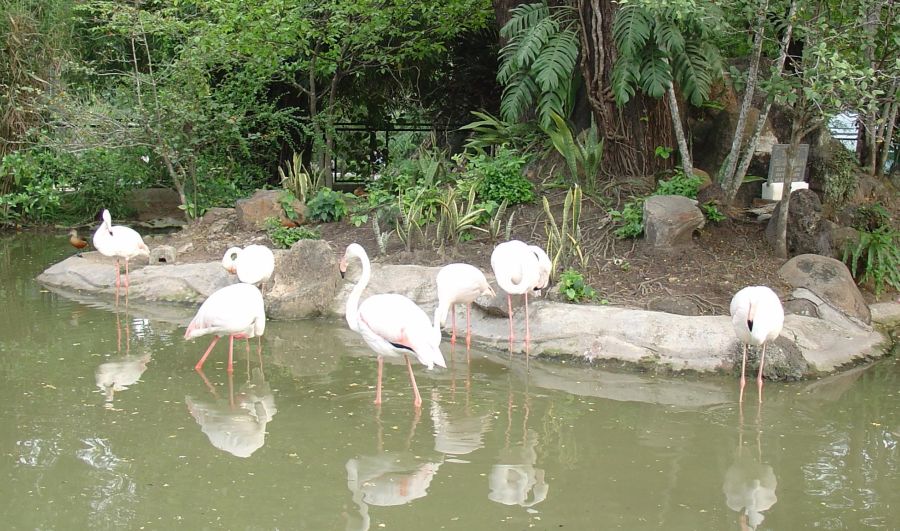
<box><xmin>613</xmin><ymin>4</ymin><xmax>652</xmax><ymax>56</ymax></box>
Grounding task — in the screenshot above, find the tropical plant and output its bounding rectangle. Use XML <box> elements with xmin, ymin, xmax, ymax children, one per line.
<box><xmin>543</xmin><ymin>185</ymin><xmax>585</xmax><ymax>280</ymax></box>
<box><xmin>395</xmin><ymin>188</ymin><xmax>430</xmax><ymax>251</ymax></box>
<box><xmin>279</xmin><ymin>151</ymin><xmax>323</xmax><ymax>206</ymax></box>
<box><xmin>544</xmin><ymin>113</ymin><xmax>604</xmax><ymax>193</ymax></box>
<box><xmin>485</xmin><ymin>199</ymin><xmax>510</xmax><ymax>243</ymax></box>
<box><xmin>609</xmin><ymin>198</ymin><xmax>645</xmax><ymax>239</ymax></box>
<box><xmin>436</xmin><ymin>187</ymin><xmax>487</xmax><ymax>245</ymax></box>
<box><xmin>466</xmin><ymin>145</ymin><xmax>533</xmax><ymax>205</ymax></box>
<box><xmin>842</xmin><ymin>225</ymin><xmax>900</xmax><ymax>297</ymax></box>
<box><xmin>460</xmin><ymin>111</ymin><xmax>544</xmax><ymax>154</ymax></box>
<box><xmin>558</xmin><ymin>269</ymin><xmax>597</xmax><ymax>303</ymax></box>
<box><xmin>701</xmin><ymin>201</ymin><xmax>726</xmax><ymax>223</ymax></box>
<box><xmin>653</xmin><ymin>171</ymin><xmax>702</xmax><ymax>198</ymax></box>
<box><xmin>264</xmin><ymin>217</ymin><xmax>320</xmax><ymax>249</ymax></box>
<box><xmin>496</xmin><ymin>2</ymin><xmax>580</xmax><ymax>127</ymax></box>
<box><xmin>307</xmin><ymin>188</ymin><xmax>350</xmax><ymax>223</ymax></box>
<box><xmin>821</xmin><ymin>146</ymin><xmax>859</xmax><ymax>209</ymax></box>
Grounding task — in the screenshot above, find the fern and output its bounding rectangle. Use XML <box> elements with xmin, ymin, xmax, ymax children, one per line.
<box><xmin>497</xmin><ymin>2</ymin><xmax>579</xmax><ymax>127</ymax></box>
<box><xmin>613</xmin><ymin>5</ymin><xmax>652</xmax><ymax>57</ymax></box>
<box><xmin>639</xmin><ymin>53</ymin><xmax>672</xmax><ymax>98</ymax></box>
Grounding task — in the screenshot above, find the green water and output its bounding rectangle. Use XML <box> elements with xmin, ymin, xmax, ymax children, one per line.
<box><xmin>1</xmin><ymin>233</ymin><xmax>897</xmax><ymax>530</ymax></box>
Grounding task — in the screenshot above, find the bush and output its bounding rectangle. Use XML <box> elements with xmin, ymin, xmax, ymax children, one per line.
<box><xmin>609</xmin><ymin>199</ymin><xmax>644</xmax><ymax>239</ymax></box>
<box><xmin>653</xmin><ymin>171</ymin><xmax>702</xmax><ymax>198</ymax></box>
<box><xmin>307</xmin><ymin>188</ymin><xmax>350</xmax><ymax>222</ymax></box>
<box><xmin>558</xmin><ymin>269</ymin><xmax>597</xmax><ymax>303</ymax></box>
<box><xmin>464</xmin><ymin>145</ymin><xmax>533</xmax><ymax>205</ymax></box>
<box><xmin>264</xmin><ymin>217</ymin><xmax>321</xmax><ymax>249</ymax></box>
<box><xmin>842</xmin><ymin>224</ymin><xmax>900</xmax><ymax>297</ymax></box>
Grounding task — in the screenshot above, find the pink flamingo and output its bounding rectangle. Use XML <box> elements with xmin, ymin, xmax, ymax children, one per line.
<box><xmin>490</xmin><ymin>240</ymin><xmax>548</xmax><ymax>354</ymax></box>
<box><xmin>221</xmin><ymin>244</ymin><xmax>276</xmax><ymax>293</ymax></box>
<box><xmin>730</xmin><ymin>286</ymin><xmax>784</xmax><ymax>403</ymax></box>
<box><xmin>435</xmin><ymin>263</ymin><xmax>495</xmax><ymax>351</ymax></box>
<box><xmin>184</xmin><ymin>283</ymin><xmax>266</xmax><ymax>373</ymax></box>
<box><xmin>341</xmin><ymin>243</ymin><xmax>445</xmax><ymax>408</ymax></box>
<box><xmin>92</xmin><ymin>209</ymin><xmax>149</xmax><ymax>298</ymax></box>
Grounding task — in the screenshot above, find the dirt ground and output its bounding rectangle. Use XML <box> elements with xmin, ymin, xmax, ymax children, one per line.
<box><xmin>153</xmin><ymin>189</ymin><xmax>825</xmax><ymax>316</ymax></box>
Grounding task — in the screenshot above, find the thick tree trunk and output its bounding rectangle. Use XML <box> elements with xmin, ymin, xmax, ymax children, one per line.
<box><xmin>666</xmin><ymin>84</ymin><xmax>693</xmax><ymax>178</ymax></box>
<box><xmin>575</xmin><ymin>0</ymin><xmax>673</xmax><ymax>182</ymax></box>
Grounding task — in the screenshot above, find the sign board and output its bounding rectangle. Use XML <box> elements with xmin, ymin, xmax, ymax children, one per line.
<box><xmin>767</xmin><ymin>144</ymin><xmax>809</xmax><ymax>183</ymax></box>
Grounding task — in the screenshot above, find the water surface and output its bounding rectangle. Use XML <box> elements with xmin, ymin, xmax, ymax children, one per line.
<box><xmin>1</xmin><ymin>233</ymin><xmax>897</xmax><ymax>530</ymax></box>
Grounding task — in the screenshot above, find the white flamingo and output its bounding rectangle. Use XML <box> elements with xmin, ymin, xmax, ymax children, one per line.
<box><xmin>435</xmin><ymin>263</ymin><xmax>495</xmax><ymax>350</ymax></box>
<box><xmin>91</xmin><ymin>209</ymin><xmax>149</xmax><ymax>297</ymax></box>
<box><xmin>221</xmin><ymin>244</ymin><xmax>275</xmax><ymax>292</ymax></box>
<box><xmin>340</xmin><ymin>243</ymin><xmax>445</xmax><ymax>408</ymax></box>
<box><xmin>490</xmin><ymin>240</ymin><xmax>545</xmax><ymax>353</ymax></box>
<box><xmin>730</xmin><ymin>286</ymin><xmax>784</xmax><ymax>403</ymax></box>
<box><xmin>184</xmin><ymin>283</ymin><xmax>266</xmax><ymax>373</ymax></box>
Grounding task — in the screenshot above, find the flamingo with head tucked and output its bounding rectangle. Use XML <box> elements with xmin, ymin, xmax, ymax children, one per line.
<box><xmin>340</xmin><ymin>243</ymin><xmax>445</xmax><ymax>408</ymax></box>
<box><xmin>730</xmin><ymin>286</ymin><xmax>784</xmax><ymax>403</ymax></box>
<box><xmin>184</xmin><ymin>283</ymin><xmax>266</xmax><ymax>373</ymax></box>
<box><xmin>435</xmin><ymin>263</ymin><xmax>495</xmax><ymax>351</ymax></box>
<box><xmin>222</xmin><ymin>244</ymin><xmax>275</xmax><ymax>292</ymax></box>
<box><xmin>490</xmin><ymin>240</ymin><xmax>546</xmax><ymax>354</ymax></box>
<box><xmin>91</xmin><ymin>209</ymin><xmax>149</xmax><ymax>297</ymax></box>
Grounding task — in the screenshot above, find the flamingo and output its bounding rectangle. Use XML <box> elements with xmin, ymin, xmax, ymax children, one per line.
<box><xmin>68</xmin><ymin>229</ymin><xmax>88</xmax><ymax>257</ymax></box>
<box><xmin>91</xmin><ymin>209</ymin><xmax>150</xmax><ymax>297</ymax></box>
<box><xmin>221</xmin><ymin>244</ymin><xmax>275</xmax><ymax>292</ymax></box>
<box><xmin>340</xmin><ymin>243</ymin><xmax>445</xmax><ymax>408</ymax></box>
<box><xmin>490</xmin><ymin>240</ymin><xmax>545</xmax><ymax>354</ymax></box>
<box><xmin>730</xmin><ymin>286</ymin><xmax>784</xmax><ymax>403</ymax></box>
<box><xmin>184</xmin><ymin>283</ymin><xmax>266</xmax><ymax>373</ymax></box>
<box><xmin>435</xmin><ymin>263</ymin><xmax>495</xmax><ymax>351</ymax></box>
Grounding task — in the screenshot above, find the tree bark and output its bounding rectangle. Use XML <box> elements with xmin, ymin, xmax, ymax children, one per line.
<box><xmin>575</xmin><ymin>0</ymin><xmax>673</xmax><ymax>182</ymax></box>
<box><xmin>719</xmin><ymin>0</ymin><xmax>767</xmax><ymax>194</ymax></box>
<box><xmin>666</xmin><ymin>84</ymin><xmax>693</xmax><ymax>178</ymax></box>
<box><xmin>874</xmin><ymin>79</ymin><xmax>898</xmax><ymax>177</ymax></box>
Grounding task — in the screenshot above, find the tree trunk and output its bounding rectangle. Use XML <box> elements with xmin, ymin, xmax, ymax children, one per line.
<box><xmin>575</xmin><ymin>0</ymin><xmax>673</xmax><ymax>182</ymax></box>
<box><xmin>666</xmin><ymin>84</ymin><xmax>693</xmax><ymax>178</ymax></box>
<box><xmin>724</xmin><ymin>0</ymin><xmax>797</xmax><ymax>207</ymax></box>
<box><xmin>874</xmin><ymin>80</ymin><xmax>898</xmax><ymax>177</ymax></box>
<box><xmin>719</xmin><ymin>0</ymin><xmax>767</xmax><ymax>194</ymax></box>
<box><xmin>857</xmin><ymin>2</ymin><xmax>880</xmax><ymax>175</ymax></box>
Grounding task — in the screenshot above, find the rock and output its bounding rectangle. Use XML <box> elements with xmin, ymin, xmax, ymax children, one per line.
<box><xmin>765</xmin><ymin>189</ymin><xmax>832</xmax><ymax>257</ymax></box>
<box><xmin>646</xmin><ymin>296</ymin><xmax>702</xmax><ymax>316</ymax></box>
<box><xmin>735</xmin><ymin>335</ymin><xmax>810</xmax><ymax>382</ymax></box>
<box><xmin>266</xmin><ymin>240</ymin><xmax>341</xmax><ymax>320</ymax></box>
<box><xmin>829</xmin><ymin>223</ymin><xmax>859</xmax><ymax>259</ymax></box>
<box><xmin>149</xmin><ymin>245</ymin><xmax>177</xmax><ymax>265</ymax></box>
<box><xmin>783</xmin><ymin>298</ymin><xmax>819</xmax><ymax>318</ymax></box>
<box><xmin>476</xmin><ymin>288</ymin><xmax>524</xmax><ymax>318</ymax></box>
<box><xmin>642</xmin><ymin>195</ymin><xmax>705</xmax><ymax>249</ymax></box>
<box><xmin>125</xmin><ymin>188</ymin><xmax>186</xmax><ymax>222</ymax></box>
<box><xmin>235</xmin><ymin>189</ymin><xmax>306</xmax><ymax>231</ymax></box>
<box><xmin>778</xmin><ymin>254</ymin><xmax>871</xmax><ymax>325</ymax></box>
<box><xmin>870</xmin><ymin>301</ymin><xmax>900</xmax><ymax>330</ymax></box>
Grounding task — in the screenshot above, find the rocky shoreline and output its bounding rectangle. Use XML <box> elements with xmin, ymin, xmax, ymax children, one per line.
<box><xmin>36</xmin><ymin>239</ymin><xmax>898</xmax><ymax>381</ymax></box>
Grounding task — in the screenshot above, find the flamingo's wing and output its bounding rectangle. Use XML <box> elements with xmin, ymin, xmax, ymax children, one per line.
<box><xmin>358</xmin><ymin>294</ymin><xmax>444</xmax><ymax>368</ymax></box>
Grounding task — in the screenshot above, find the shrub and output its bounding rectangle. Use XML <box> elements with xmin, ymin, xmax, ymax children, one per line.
<box><xmin>307</xmin><ymin>188</ymin><xmax>350</xmax><ymax>222</ymax></box>
<box><xmin>701</xmin><ymin>201</ymin><xmax>726</xmax><ymax>222</ymax></box>
<box><xmin>842</xmin><ymin>225</ymin><xmax>900</xmax><ymax>297</ymax></box>
<box><xmin>653</xmin><ymin>171</ymin><xmax>702</xmax><ymax>198</ymax></box>
<box><xmin>821</xmin><ymin>146</ymin><xmax>858</xmax><ymax>209</ymax></box>
<box><xmin>558</xmin><ymin>269</ymin><xmax>597</xmax><ymax>303</ymax></box>
<box><xmin>465</xmin><ymin>145</ymin><xmax>533</xmax><ymax>205</ymax></box>
<box><xmin>264</xmin><ymin>217</ymin><xmax>320</xmax><ymax>249</ymax></box>
<box><xmin>609</xmin><ymin>199</ymin><xmax>644</xmax><ymax>239</ymax></box>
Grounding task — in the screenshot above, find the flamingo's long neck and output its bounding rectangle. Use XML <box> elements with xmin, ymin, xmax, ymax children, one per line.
<box><xmin>345</xmin><ymin>250</ymin><xmax>371</xmax><ymax>332</ymax></box>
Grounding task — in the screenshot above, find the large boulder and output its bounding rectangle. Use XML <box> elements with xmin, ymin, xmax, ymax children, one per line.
<box><xmin>778</xmin><ymin>254</ymin><xmax>871</xmax><ymax>326</ymax></box>
<box><xmin>266</xmin><ymin>239</ymin><xmax>341</xmax><ymax>320</ymax></box>
<box><xmin>235</xmin><ymin>189</ymin><xmax>306</xmax><ymax>231</ymax></box>
<box><xmin>643</xmin><ymin>195</ymin><xmax>705</xmax><ymax>249</ymax></box>
<box><xmin>765</xmin><ymin>189</ymin><xmax>832</xmax><ymax>257</ymax></box>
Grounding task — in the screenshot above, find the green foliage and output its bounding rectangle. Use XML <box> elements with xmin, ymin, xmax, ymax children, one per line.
<box><xmin>842</xmin><ymin>225</ymin><xmax>900</xmax><ymax>297</ymax></box>
<box><xmin>609</xmin><ymin>199</ymin><xmax>645</xmax><ymax>239</ymax></box>
<box><xmin>849</xmin><ymin>203</ymin><xmax>892</xmax><ymax>232</ymax></box>
<box><xmin>307</xmin><ymin>188</ymin><xmax>350</xmax><ymax>223</ymax></box>
<box><xmin>459</xmin><ymin>111</ymin><xmax>544</xmax><ymax>154</ymax></box>
<box><xmin>465</xmin><ymin>145</ymin><xmax>534</xmax><ymax>205</ymax></box>
<box><xmin>279</xmin><ymin>191</ymin><xmax>302</xmax><ymax>222</ymax></box>
<box><xmin>543</xmin><ymin>113</ymin><xmax>605</xmax><ymax>193</ymax></box>
<box><xmin>821</xmin><ymin>146</ymin><xmax>858</xmax><ymax>209</ymax></box>
<box><xmin>279</xmin><ymin>152</ymin><xmax>323</xmax><ymax>206</ymax></box>
<box><xmin>436</xmin><ymin>187</ymin><xmax>487</xmax><ymax>244</ymax></box>
<box><xmin>611</xmin><ymin>2</ymin><xmax>722</xmax><ymax>106</ymax></box>
<box><xmin>497</xmin><ymin>2</ymin><xmax>580</xmax><ymax>127</ymax></box>
<box><xmin>653</xmin><ymin>171</ymin><xmax>702</xmax><ymax>198</ymax></box>
<box><xmin>701</xmin><ymin>201</ymin><xmax>725</xmax><ymax>223</ymax></box>
<box><xmin>543</xmin><ymin>185</ymin><xmax>585</xmax><ymax>280</ymax></box>
<box><xmin>395</xmin><ymin>188</ymin><xmax>430</xmax><ymax>251</ymax></box>
<box><xmin>558</xmin><ymin>269</ymin><xmax>597</xmax><ymax>303</ymax></box>
<box><xmin>264</xmin><ymin>217</ymin><xmax>321</xmax><ymax>249</ymax></box>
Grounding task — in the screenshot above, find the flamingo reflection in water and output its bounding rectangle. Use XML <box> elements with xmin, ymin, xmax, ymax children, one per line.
<box><xmin>186</xmin><ymin>366</ymin><xmax>277</xmax><ymax>458</ymax></box>
<box><xmin>723</xmin><ymin>402</ymin><xmax>777</xmax><ymax>531</ymax></box>
<box><xmin>429</xmin><ymin>353</ymin><xmax>492</xmax><ymax>457</ymax></box>
<box><xmin>344</xmin><ymin>409</ymin><xmax>442</xmax><ymax>531</ymax></box>
<box><xmin>488</xmin><ymin>375</ymin><xmax>549</xmax><ymax>508</ymax></box>
<box><xmin>95</xmin><ymin>352</ymin><xmax>151</xmax><ymax>405</ymax></box>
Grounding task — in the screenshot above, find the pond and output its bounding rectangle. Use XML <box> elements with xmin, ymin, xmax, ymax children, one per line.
<box><xmin>1</xmin><ymin>233</ymin><xmax>897</xmax><ymax>530</ymax></box>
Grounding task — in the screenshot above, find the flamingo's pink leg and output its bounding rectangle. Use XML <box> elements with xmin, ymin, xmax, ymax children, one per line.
<box><xmin>195</xmin><ymin>336</ymin><xmax>220</xmax><ymax>371</ymax></box>
<box><xmin>757</xmin><ymin>343</ymin><xmax>767</xmax><ymax>403</ymax></box>
<box><xmin>450</xmin><ymin>304</ymin><xmax>457</xmax><ymax>345</ymax></box>
<box><xmin>227</xmin><ymin>335</ymin><xmax>235</xmax><ymax>374</ymax></box>
<box><xmin>375</xmin><ymin>356</ymin><xmax>383</xmax><ymax>405</ymax></box>
<box><xmin>739</xmin><ymin>343</ymin><xmax>748</xmax><ymax>403</ymax></box>
<box><xmin>524</xmin><ymin>292</ymin><xmax>531</xmax><ymax>357</ymax></box>
<box><xmin>466</xmin><ymin>303</ymin><xmax>472</xmax><ymax>361</ymax></box>
<box><xmin>405</xmin><ymin>354</ymin><xmax>422</xmax><ymax>408</ymax></box>
<box><xmin>507</xmin><ymin>294</ymin><xmax>514</xmax><ymax>351</ymax></box>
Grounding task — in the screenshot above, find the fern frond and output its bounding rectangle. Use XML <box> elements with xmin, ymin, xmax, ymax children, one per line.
<box><xmin>639</xmin><ymin>52</ymin><xmax>672</xmax><ymax>99</ymax></box>
<box><xmin>613</xmin><ymin>4</ymin><xmax>652</xmax><ymax>57</ymax></box>
<box><xmin>532</xmin><ymin>28</ymin><xmax>579</xmax><ymax>92</ymax></box>
<box><xmin>653</xmin><ymin>16</ymin><xmax>685</xmax><ymax>54</ymax></box>
<box><xmin>673</xmin><ymin>43</ymin><xmax>715</xmax><ymax>106</ymax></box>
<box><xmin>501</xmin><ymin>2</ymin><xmax>550</xmax><ymax>39</ymax></box>
<box><xmin>611</xmin><ymin>55</ymin><xmax>641</xmax><ymax>105</ymax></box>
<box><xmin>500</xmin><ymin>72</ymin><xmax>539</xmax><ymax>123</ymax></box>
<box><xmin>514</xmin><ymin>16</ymin><xmax>558</xmax><ymax>68</ymax></box>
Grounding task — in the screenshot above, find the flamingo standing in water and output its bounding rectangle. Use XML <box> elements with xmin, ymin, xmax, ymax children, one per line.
<box><xmin>222</xmin><ymin>244</ymin><xmax>276</xmax><ymax>292</ymax></box>
<box><xmin>340</xmin><ymin>243</ymin><xmax>445</xmax><ymax>408</ymax></box>
<box><xmin>490</xmin><ymin>240</ymin><xmax>547</xmax><ymax>354</ymax></box>
<box><xmin>730</xmin><ymin>286</ymin><xmax>784</xmax><ymax>403</ymax></box>
<box><xmin>91</xmin><ymin>209</ymin><xmax>149</xmax><ymax>297</ymax></box>
<box><xmin>435</xmin><ymin>263</ymin><xmax>495</xmax><ymax>351</ymax></box>
<box><xmin>184</xmin><ymin>283</ymin><xmax>266</xmax><ymax>373</ymax></box>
